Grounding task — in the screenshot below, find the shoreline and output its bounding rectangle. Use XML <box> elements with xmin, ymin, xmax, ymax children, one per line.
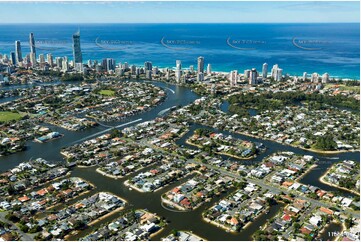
<box><xmin>161</xmin><ymin>197</ymin><xmax>187</xmax><ymax>211</ymax></box>
<box><xmin>95</xmin><ymin>161</ymin><xmax>158</xmax><ymax>180</ymax></box>
<box><xmin>185</xmin><ymin>139</ymin><xmax>257</xmax><ymax>160</ymax></box>
<box><xmin>124</xmin><ymin>171</ymin><xmax>196</xmax><ymax>193</ymax></box>
<box><xmin>296</xmin><ymin>164</ymin><xmax>318</xmax><ymax>182</ymax></box>
<box><xmin>319</xmin><ymin>167</ymin><xmax>360</xmax><ymax>196</ymax></box>
<box><xmin>189</xmin><ymin>119</ymin><xmax>358</xmax><ymax>156</ymax></box>
<box><xmin>87</xmin><ymin>206</ymin><xmax>125</xmax><ymax>227</ymax></box>
<box><xmin>317</xmin><ymin>221</ymin><xmax>343</xmax><ymax>241</ymax></box>
<box><xmin>202</xmin><ymin>204</ymin><xmax>270</xmax><ymax>233</ymax></box>
<box><xmin>64</xmin><ymin>206</ymin><xmax>126</xmax><ymax>241</ymax></box>
<box><xmin>232</xmin><ymin>130</ymin><xmax>358</xmax><ymax>155</ymax></box>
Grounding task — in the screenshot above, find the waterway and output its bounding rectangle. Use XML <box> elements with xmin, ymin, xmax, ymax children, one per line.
<box><xmin>318</xmin><ymin>222</ymin><xmax>343</xmax><ymax>241</ymax></box>
<box><xmin>0</xmin><ymin>80</ymin><xmax>198</xmax><ymax>171</ymax></box>
<box><xmin>0</xmin><ymin>79</ymin><xmax>359</xmax><ymax>240</ymax></box>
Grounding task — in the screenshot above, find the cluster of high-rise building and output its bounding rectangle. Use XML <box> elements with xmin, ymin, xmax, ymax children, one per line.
<box><xmin>170</xmin><ymin>56</ymin><xmax>211</xmax><ymax>83</ymax></box>
<box><xmin>0</xmin><ymin>32</ymin><xmax>83</xmax><ymax>73</ymax></box>
<box><xmin>0</xmin><ymin>32</ymin><xmax>332</xmax><ymax>86</ymax></box>
<box><xmin>271</xmin><ymin>64</ymin><xmax>283</xmax><ymax>81</ymax></box>
<box><xmin>226</xmin><ymin>62</ymin><xmax>331</xmax><ymax>87</ymax></box>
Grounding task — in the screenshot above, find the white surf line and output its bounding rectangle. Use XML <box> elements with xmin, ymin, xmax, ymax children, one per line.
<box><xmin>158</xmin><ymin>107</ymin><xmax>171</xmax><ymax>116</ymax></box>
<box><xmin>158</xmin><ymin>106</ymin><xmax>177</xmax><ymax>116</ymax></box>
<box><xmin>70</xmin><ymin>118</ymin><xmax>143</xmax><ymax>145</ymax></box>
<box><xmin>164</xmin><ymin>87</ymin><xmax>175</xmax><ymax>94</ymax></box>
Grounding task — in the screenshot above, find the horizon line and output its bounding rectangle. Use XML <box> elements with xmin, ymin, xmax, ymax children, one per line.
<box><xmin>0</xmin><ymin>22</ymin><xmax>359</xmax><ymax>24</ymax></box>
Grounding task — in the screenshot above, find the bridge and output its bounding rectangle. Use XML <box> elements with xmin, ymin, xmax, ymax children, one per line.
<box><xmin>70</xmin><ymin>118</ymin><xmax>143</xmax><ymax>145</ymax></box>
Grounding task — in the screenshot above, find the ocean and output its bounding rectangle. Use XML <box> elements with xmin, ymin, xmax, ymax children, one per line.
<box><xmin>0</xmin><ymin>23</ymin><xmax>359</xmax><ymax>79</ymax></box>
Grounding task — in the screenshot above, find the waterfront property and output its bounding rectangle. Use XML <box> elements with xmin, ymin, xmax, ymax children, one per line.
<box><xmin>321</xmin><ymin>160</ymin><xmax>360</xmax><ymax>195</ymax></box>
<box><xmin>162</xmin><ymin>170</ymin><xmax>233</xmax><ymax>210</ymax></box>
<box><xmin>0</xmin><ymin>158</ymin><xmax>69</xmax><ymax>198</ymax></box>
<box><xmin>203</xmin><ymin>182</ymin><xmax>272</xmax><ymax>232</ymax></box>
<box><xmin>5</xmin><ymin>177</ymin><xmax>93</xmax><ymax>218</ymax></box>
<box><xmin>162</xmin><ymin>231</ymin><xmax>205</xmax><ymax>241</ymax></box>
<box><xmin>81</xmin><ymin>209</ymin><xmax>165</xmax><ymax>241</ymax></box>
<box><xmin>125</xmin><ymin>159</ymin><xmax>197</xmax><ymax>192</ymax></box>
<box><xmin>32</xmin><ymin>192</ymin><xmax>126</xmax><ymax>240</ymax></box>
<box><xmin>186</xmin><ymin>128</ymin><xmax>263</xmax><ymax>159</ymax></box>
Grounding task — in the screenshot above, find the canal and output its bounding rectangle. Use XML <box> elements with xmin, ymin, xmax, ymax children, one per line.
<box><xmin>0</xmin><ymin>79</ymin><xmax>359</xmax><ymax>240</ymax></box>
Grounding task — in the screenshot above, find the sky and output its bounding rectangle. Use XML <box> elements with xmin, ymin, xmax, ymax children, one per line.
<box><xmin>0</xmin><ymin>1</ymin><xmax>359</xmax><ymax>23</ymax></box>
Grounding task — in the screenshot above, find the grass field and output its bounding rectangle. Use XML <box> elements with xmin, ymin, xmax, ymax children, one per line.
<box><xmin>325</xmin><ymin>84</ymin><xmax>360</xmax><ymax>92</ymax></box>
<box><xmin>99</xmin><ymin>89</ymin><xmax>115</xmax><ymax>96</ymax></box>
<box><xmin>0</xmin><ymin>111</ymin><xmax>23</xmax><ymax>122</ymax></box>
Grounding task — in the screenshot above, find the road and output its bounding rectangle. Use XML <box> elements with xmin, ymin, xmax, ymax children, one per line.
<box><xmin>139</xmin><ymin>138</ymin><xmax>360</xmax><ymax>219</ymax></box>
<box><xmin>0</xmin><ymin>212</ymin><xmax>34</xmax><ymax>241</ymax></box>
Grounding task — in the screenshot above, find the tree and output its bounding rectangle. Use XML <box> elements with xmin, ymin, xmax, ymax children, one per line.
<box><xmin>73</xmin><ymin>220</ymin><xmax>86</xmax><ymax>230</ymax></box>
<box><xmin>110</xmin><ymin>129</ymin><xmax>122</xmax><ymax>138</ymax></box>
<box><xmin>314</xmin><ymin>135</ymin><xmax>337</xmax><ymax>151</ymax></box>
<box><xmin>293</xmin><ymin>222</ymin><xmax>301</xmax><ymax>231</ymax></box>
<box><xmin>345</xmin><ymin>216</ymin><xmax>353</xmax><ymax>229</ymax></box>
<box><xmin>171</xmin><ymin>229</ymin><xmax>179</xmax><ymax>237</ymax></box>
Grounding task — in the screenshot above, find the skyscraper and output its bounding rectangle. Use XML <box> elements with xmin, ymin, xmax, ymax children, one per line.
<box><xmin>144</xmin><ymin>61</ymin><xmax>152</xmax><ymax>71</ymax></box>
<box><xmin>2</xmin><ymin>54</ymin><xmax>9</xmax><ymax>63</ymax></box>
<box><xmin>276</xmin><ymin>68</ymin><xmax>283</xmax><ymax>81</ymax></box>
<box><xmin>72</xmin><ymin>31</ymin><xmax>82</xmax><ymax>64</ymax></box>
<box><xmin>189</xmin><ymin>65</ymin><xmax>194</xmax><ymax>72</ymax></box>
<box><xmin>271</xmin><ymin>64</ymin><xmax>278</xmax><ymax>80</ymax></box>
<box><xmin>249</xmin><ymin>68</ymin><xmax>258</xmax><ymax>85</ymax></box>
<box><xmin>271</xmin><ymin>64</ymin><xmax>283</xmax><ymax>81</ymax></box>
<box><xmin>322</xmin><ymin>73</ymin><xmax>329</xmax><ymax>83</ymax></box>
<box><xmin>311</xmin><ymin>72</ymin><xmax>319</xmax><ymax>83</ymax></box>
<box><xmin>30</xmin><ymin>52</ymin><xmax>36</xmax><ymax>67</ymax></box>
<box><xmin>10</xmin><ymin>52</ymin><xmax>16</xmax><ymax>65</ymax></box>
<box><xmin>303</xmin><ymin>72</ymin><xmax>308</xmax><ymax>81</ymax></box>
<box><xmin>197</xmin><ymin>72</ymin><xmax>204</xmax><ymax>82</ymax></box>
<box><xmin>47</xmin><ymin>53</ymin><xmax>53</xmax><ymax>67</ymax></box>
<box><xmin>15</xmin><ymin>41</ymin><xmax>22</xmax><ymax>64</ymax></box>
<box><xmin>62</xmin><ymin>57</ymin><xmax>69</xmax><ymax>71</ymax></box>
<box><xmin>39</xmin><ymin>54</ymin><xmax>45</xmax><ymax>65</ymax></box>
<box><xmin>29</xmin><ymin>33</ymin><xmax>36</xmax><ymax>57</ymax></box>
<box><xmin>197</xmin><ymin>56</ymin><xmax>204</xmax><ymax>73</ymax></box>
<box><xmin>131</xmin><ymin>65</ymin><xmax>136</xmax><ymax>75</ymax></box>
<box><xmin>229</xmin><ymin>70</ymin><xmax>238</xmax><ymax>86</ymax></box>
<box><xmin>207</xmin><ymin>64</ymin><xmax>212</xmax><ymax>75</ymax></box>
<box><xmin>244</xmin><ymin>69</ymin><xmax>251</xmax><ymax>79</ymax></box>
<box><xmin>145</xmin><ymin>70</ymin><xmax>152</xmax><ymax>80</ymax></box>
<box><xmin>105</xmin><ymin>58</ymin><xmax>116</xmax><ymax>71</ymax></box>
<box><xmin>176</xmin><ymin>60</ymin><xmax>182</xmax><ymax>70</ymax></box>
<box><xmin>262</xmin><ymin>63</ymin><xmax>268</xmax><ymax>79</ymax></box>
<box><xmin>175</xmin><ymin>60</ymin><xmax>182</xmax><ymax>83</ymax></box>
<box><xmin>56</xmin><ymin>57</ymin><xmax>63</xmax><ymax>68</ymax></box>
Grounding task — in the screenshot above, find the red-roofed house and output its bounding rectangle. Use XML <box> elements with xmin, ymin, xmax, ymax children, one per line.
<box><xmin>18</xmin><ymin>195</ymin><xmax>30</xmax><ymax>203</ymax></box>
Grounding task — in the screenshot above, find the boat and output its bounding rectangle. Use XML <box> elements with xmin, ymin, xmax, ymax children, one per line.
<box><xmin>129</xmin><ymin>188</ymin><xmax>133</xmax><ymax>191</ymax></box>
<box><xmin>325</xmin><ymin>157</ymin><xmax>339</xmax><ymax>160</ymax></box>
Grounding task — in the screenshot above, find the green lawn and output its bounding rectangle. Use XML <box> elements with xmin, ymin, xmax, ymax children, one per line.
<box><xmin>325</xmin><ymin>84</ymin><xmax>360</xmax><ymax>92</ymax></box>
<box><xmin>99</xmin><ymin>89</ymin><xmax>115</xmax><ymax>96</ymax></box>
<box><xmin>0</xmin><ymin>111</ymin><xmax>23</xmax><ymax>122</ymax></box>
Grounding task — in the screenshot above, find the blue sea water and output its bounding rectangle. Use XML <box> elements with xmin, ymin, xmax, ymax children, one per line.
<box><xmin>0</xmin><ymin>23</ymin><xmax>359</xmax><ymax>79</ymax></box>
